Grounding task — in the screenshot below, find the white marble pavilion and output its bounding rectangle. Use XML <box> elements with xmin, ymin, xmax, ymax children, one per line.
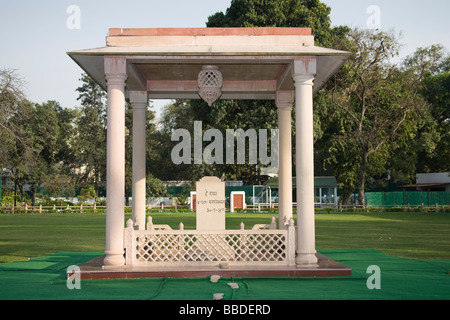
<box><xmin>68</xmin><ymin>27</ymin><xmax>350</xmax><ymax>271</ymax></box>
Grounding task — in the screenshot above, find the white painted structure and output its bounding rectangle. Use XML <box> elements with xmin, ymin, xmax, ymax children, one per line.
<box><xmin>124</xmin><ymin>215</ymin><xmax>297</xmax><ymax>268</ymax></box>
<box><xmin>68</xmin><ymin>27</ymin><xmax>349</xmax><ymax>268</ymax></box>
<box><xmin>230</xmin><ymin>191</ymin><xmax>246</xmax><ymax>212</ymax></box>
<box><xmin>416</xmin><ymin>173</ymin><xmax>450</xmax><ymax>192</ymax></box>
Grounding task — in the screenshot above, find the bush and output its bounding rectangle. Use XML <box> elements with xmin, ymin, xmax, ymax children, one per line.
<box><xmin>0</xmin><ymin>196</ymin><xmax>15</xmax><ymax>207</ymax></box>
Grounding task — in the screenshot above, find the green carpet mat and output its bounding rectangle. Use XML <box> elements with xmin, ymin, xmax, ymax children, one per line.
<box><xmin>0</xmin><ymin>249</ymin><xmax>449</xmax><ymax>300</ymax></box>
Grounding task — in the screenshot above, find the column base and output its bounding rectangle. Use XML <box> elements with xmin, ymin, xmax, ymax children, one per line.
<box><xmin>103</xmin><ymin>251</ymin><xmax>125</xmax><ymax>267</ymax></box>
<box><xmin>296</xmin><ymin>252</ymin><xmax>319</xmax><ymax>267</ymax></box>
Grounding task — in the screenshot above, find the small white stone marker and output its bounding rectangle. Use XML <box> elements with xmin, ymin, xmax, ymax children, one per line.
<box><xmin>227</xmin><ymin>282</ymin><xmax>239</xmax><ymax>289</ymax></box>
<box><xmin>210</xmin><ymin>275</ymin><xmax>221</xmax><ymax>283</ymax></box>
<box><xmin>213</xmin><ymin>293</ymin><xmax>224</xmax><ymax>300</ymax></box>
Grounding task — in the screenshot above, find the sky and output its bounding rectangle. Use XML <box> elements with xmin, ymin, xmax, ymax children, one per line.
<box><xmin>1</xmin><ymin>0</ymin><xmax>449</xmax><ymax>119</ymax></box>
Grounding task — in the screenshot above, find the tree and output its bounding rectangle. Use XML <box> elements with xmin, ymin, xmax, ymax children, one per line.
<box><xmin>402</xmin><ymin>44</ymin><xmax>450</xmax><ymax>173</ymax></box>
<box><xmin>0</xmin><ymin>68</ymin><xmax>34</xmax><ymax>168</ymax></box>
<box><xmin>178</xmin><ymin>0</ymin><xmax>345</xmax><ymax>184</ymax></box>
<box><xmin>73</xmin><ymin>74</ymin><xmax>107</xmax><ymax>201</ymax></box>
<box><xmin>52</xmin><ymin>101</ymin><xmax>77</xmax><ymax>172</ymax></box>
<box><xmin>191</xmin><ymin>98</ymin><xmax>279</xmax><ymax>185</ymax></box>
<box><xmin>3</xmin><ymin>99</ymin><xmax>36</xmax><ymax>205</ymax></box>
<box><xmin>1</xmin><ymin>68</ymin><xmax>78</xmax><ymax>204</ymax></box>
<box><xmin>153</xmin><ymin>100</ymin><xmax>212</xmax><ymax>184</ymax></box>
<box><xmin>420</xmin><ymin>72</ymin><xmax>450</xmax><ymax>172</ymax></box>
<box><xmin>44</xmin><ymin>173</ymin><xmax>75</xmax><ymax>201</ymax></box>
<box><xmin>320</xmin><ymin>28</ymin><xmax>432</xmax><ymax>205</ymax></box>
<box><xmin>207</xmin><ymin>0</ymin><xmax>337</xmax><ymax>47</ymax></box>
<box><xmin>77</xmin><ymin>186</ymin><xmax>96</xmax><ymax>203</ymax></box>
<box><xmin>0</xmin><ymin>68</ymin><xmax>38</xmax><ymax>204</ymax></box>
<box><xmin>146</xmin><ymin>173</ymin><xmax>168</xmax><ymax>198</ymax></box>
<box><xmin>27</xmin><ymin>101</ymin><xmax>65</xmax><ymax>204</ymax></box>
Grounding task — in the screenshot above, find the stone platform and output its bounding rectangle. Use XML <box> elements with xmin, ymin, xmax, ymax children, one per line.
<box><xmin>75</xmin><ymin>253</ymin><xmax>352</xmax><ymax>279</ymax></box>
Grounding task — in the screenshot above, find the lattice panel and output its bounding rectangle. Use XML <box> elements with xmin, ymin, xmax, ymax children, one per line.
<box><xmin>134</xmin><ymin>232</ymin><xmax>287</xmax><ymax>264</ymax></box>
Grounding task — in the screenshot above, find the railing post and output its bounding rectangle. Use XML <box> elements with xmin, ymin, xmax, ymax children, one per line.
<box><xmin>239</xmin><ymin>222</ymin><xmax>248</xmax><ymax>257</ymax></box>
<box><xmin>146</xmin><ymin>216</ymin><xmax>153</xmax><ymax>230</ymax></box>
<box><xmin>178</xmin><ymin>222</ymin><xmax>185</xmax><ymax>256</ymax></box>
<box><xmin>270</xmin><ymin>216</ymin><xmax>277</xmax><ymax>229</ymax></box>
<box><xmin>287</xmin><ymin>218</ymin><xmax>296</xmax><ymax>266</ymax></box>
<box><xmin>124</xmin><ymin>219</ymin><xmax>134</xmax><ymax>266</ymax></box>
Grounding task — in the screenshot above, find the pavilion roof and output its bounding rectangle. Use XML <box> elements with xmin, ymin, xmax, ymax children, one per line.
<box><xmin>67</xmin><ymin>27</ymin><xmax>350</xmax><ymax>99</ymax></box>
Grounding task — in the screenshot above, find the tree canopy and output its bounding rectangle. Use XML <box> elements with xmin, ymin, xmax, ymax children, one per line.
<box><xmin>206</xmin><ymin>0</ymin><xmax>338</xmax><ymax>47</ymax></box>
<box><xmin>1</xmin><ymin>1</ymin><xmax>449</xmax><ymax>206</ymax></box>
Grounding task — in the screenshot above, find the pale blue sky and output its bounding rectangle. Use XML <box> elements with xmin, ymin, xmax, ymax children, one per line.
<box><xmin>0</xmin><ymin>0</ymin><xmax>449</xmax><ymax>117</ymax></box>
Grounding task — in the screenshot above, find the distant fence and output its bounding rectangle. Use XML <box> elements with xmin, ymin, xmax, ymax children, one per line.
<box><xmin>0</xmin><ymin>204</ymin><xmax>107</xmax><ymax>214</ymax></box>
<box><xmin>0</xmin><ymin>204</ymin><xmax>189</xmax><ymax>214</ymax></box>
<box><xmin>0</xmin><ymin>203</ymin><xmax>272</xmax><ymax>214</ymax></box>
<box><xmin>366</xmin><ymin>191</ymin><xmax>450</xmax><ymax>206</ymax></box>
<box><xmin>2</xmin><ymin>194</ymin><xmax>449</xmax><ymax>214</ymax></box>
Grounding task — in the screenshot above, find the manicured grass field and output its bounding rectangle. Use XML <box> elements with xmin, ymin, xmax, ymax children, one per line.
<box><xmin>0</xmin><ymin>212</ymin><xmax>449</xmax><ymax>264</ymax></box>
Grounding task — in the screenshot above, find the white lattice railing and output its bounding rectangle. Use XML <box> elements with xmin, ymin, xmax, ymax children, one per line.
<box><xmin>124</xmin><ymin>217</ymin><xmax>296</xmax><ymax>267</ymax></box>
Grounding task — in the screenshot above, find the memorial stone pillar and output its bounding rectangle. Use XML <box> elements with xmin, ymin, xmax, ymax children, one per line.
<box><xmin>276</xmin><ymin>91</ymin><xmax>294</xmax><ymax>228</ymax></box>
<box><xmin>130</xmin><ymin>91</ymin><xmax>148</xmax><ymax>230</ymax></box>
<box><xmin>103</xmin><ymin>56</ymin><xmax>127</xmax><ymax>267</ymax></box>
<box><xmin>292</xmin><ymin>57</ymin><xmax>318</xmax><ymax>266</ymax></box>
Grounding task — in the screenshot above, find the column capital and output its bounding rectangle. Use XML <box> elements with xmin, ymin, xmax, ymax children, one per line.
<box><xmin>291</xmin><ymin>56</ymin><xmax>316</xmax><ymax>74</ymax></box>
<box><xmin>276</xmin><ymin>90</ymin><xmax>294</xmax><ymax>110</ymax></box>
<box><xmin>105</xmin><ymin>73</ymin><xmax>128</xmax><ymax>86</ymax></box>
<box><xmin>105</xmin><ymin>56</ymin><xmax>127</xmax><ymax>72</ymax></box>
<box><xmin>105</xmin><ymin>56</ymin><xmax>128</xmax><ymax>86</ymax></box>
<box><xmin>291</xmin><ymin>56</ymin><xmax>316</xmax><ymax>86</ymax></box>
<box><xmin>129</xmin><ymin>91</ymin><xmax>148</xmax><ymax>109</ymax></box>
<box><xmin>292</xmin><ymin>73</ymin><xmax>315</xmax><ymax>86</ymax></box>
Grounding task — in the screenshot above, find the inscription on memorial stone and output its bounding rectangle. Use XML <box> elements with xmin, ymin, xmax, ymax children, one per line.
<box><xmin>196</xmin><ymin>176</ymin><xmax>225</xmax><ymax>230</ymax></box>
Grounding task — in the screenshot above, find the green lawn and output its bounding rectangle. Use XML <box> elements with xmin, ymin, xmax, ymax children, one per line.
<box><xmin>0</xmin><ymin>212</ymin><xmax>449</xmax><ymax>264</ymax></box>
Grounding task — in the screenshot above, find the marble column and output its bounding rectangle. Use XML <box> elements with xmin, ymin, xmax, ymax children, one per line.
<box><xmin>129</xmin><ymin>91</ymin><xmax>148</xmax><ymax>231</ymax></box>
<box><xmin>292</xmin><ymin>57</ymin><xmax>318</xmax><ymax>266</ymax></box>
<box><xmin>103</xmin><ymin>56</ymin><xmax>127</xmax><ymax>267</ymax></box>
<box><xmin>276</xmin><ymin>91</ymin><xmax>294</xmax><ymax>228</ymax></box>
